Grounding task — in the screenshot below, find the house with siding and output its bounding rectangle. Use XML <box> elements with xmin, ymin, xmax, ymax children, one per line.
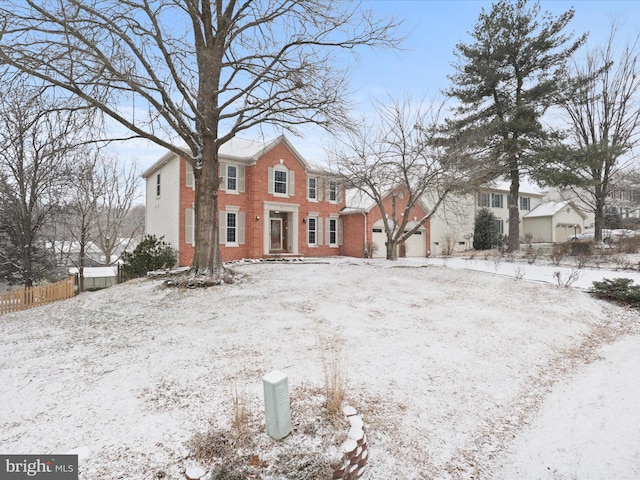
<box><xmin>142</xmin><ymin>136</ymin><xmax>347</xmax><ymax>265</ymax></box>
<box><xmin>428</xmin><ymin>181</ymin><xmax>588</xmax><ymax>254</ymax></box>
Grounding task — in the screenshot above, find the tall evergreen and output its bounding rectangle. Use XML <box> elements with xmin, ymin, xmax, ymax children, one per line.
<box><xmin>446</xmin><ymin>0</ymin><xmax>585</xmax><ymax>251</ymax></box>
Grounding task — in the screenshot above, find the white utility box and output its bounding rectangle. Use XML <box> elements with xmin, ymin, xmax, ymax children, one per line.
<box><xmin>263</xmin><ymin>370</ymin><xmax>292</xmax><ymax>440</ymax></box>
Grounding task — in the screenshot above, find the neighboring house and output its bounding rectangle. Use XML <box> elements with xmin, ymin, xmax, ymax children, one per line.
<box><xmin>341</xmin><ymin>187</ymin><xmax>430</xmax><ymax>258</ymax></box>
<box><xmin>428</xmin><ymin>181</ymin><xmax>583</xmax><ymax>254</ymax></box>
<box><xmin>142</xmin><ymin>135</ymin><xmax>346</xmax><ymax>265</ymax></box>
<box><xmin>522</xmin><ymin>200</ymin><xmax>587</xmax><ymax>243</ymax></box>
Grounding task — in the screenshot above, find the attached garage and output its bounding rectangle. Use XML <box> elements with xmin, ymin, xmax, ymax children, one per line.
<box><xmin>371</xmin><ymin>220</ymin><xmax>427</xmax><ymax>258</ymax></box>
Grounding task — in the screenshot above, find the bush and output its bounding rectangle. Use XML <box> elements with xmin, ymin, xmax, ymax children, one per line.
<box><xmin>473</xmin><ymin>208</ymin><xmax>502</xmax><ymax>250</ymax></box>
<box><xmin>120</xmin><ymin>235</ymin><xmax>177</xmax><ymax>279</ymax></box>
<box><xmin>590</xmin><ymin>278</ymin><xmax>640</xmax><ymax>308</ymax></box>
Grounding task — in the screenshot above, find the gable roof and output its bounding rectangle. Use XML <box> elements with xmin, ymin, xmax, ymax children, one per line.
<box><xmin>524</xmin><ymin>200</ymin><xmax>587</xmax><ymax>219</ymax></box>
<box><xmin>482</xmin><ymin>180</ymin><xmax>545</xmax><ymax>196</ymax></box>
<box><xmin>141</xmin><ymin>134</ymin><xmax>317</xmax><ymax>178</ymax></box>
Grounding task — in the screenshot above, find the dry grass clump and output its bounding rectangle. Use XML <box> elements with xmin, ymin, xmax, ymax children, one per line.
<box><xmin>322</xmin><ymin>348</ymin><xmax>348</xmax><ymax>419</ymax></box>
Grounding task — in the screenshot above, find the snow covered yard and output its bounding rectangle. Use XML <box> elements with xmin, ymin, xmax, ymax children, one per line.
<box><xmin>1</xmin><ymin>257</ymin><xmax>639</xmax><ymax>479</ymax></box>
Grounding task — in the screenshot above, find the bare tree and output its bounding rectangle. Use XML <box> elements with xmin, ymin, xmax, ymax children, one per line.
<box><xmin>536</xmin><ymin>25</ymin><xmax>640</xmax><ymax>241</ymax></box>
<box><xmin>52</xmin><ymin>151</ymin><xmax>142</xmax><ymax>291</ymax></box>
<box><xmin>0</xmin><ymin>79</ymin><xmax>91</xmax><ymax>286</ymax></box>
<box><xmin>0</xmin><ymin>0</ymin><xmax>401</xmax><ymax>277</ymax></box>
<box><xmin>330</xmin><ymin>96</ymin><xmax>491</xmax><ymax>260</ymax></box>
<box><xmin>92</xmin><ymin>156</ymin><xmax>142</xmax><ymax>265</ymax></box>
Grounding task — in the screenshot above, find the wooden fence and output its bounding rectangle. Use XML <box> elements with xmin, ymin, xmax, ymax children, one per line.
<box><xmin>0</xmin><ymin>276</ymin><xmax>77</xmax><ymax>315</ymax></box>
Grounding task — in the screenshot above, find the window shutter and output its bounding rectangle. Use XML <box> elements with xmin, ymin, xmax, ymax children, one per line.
<box><xmin>325</xmin><ymin>218</ymin><xmax>331</xmax><ymax>244</ymax></box>
<box><xmin>317</xmin><ymin>178</ymin><xmax>324</xmax><ymax>201</ymax></box>
<box><xmin>337</xmin><ymin>184</ymin><xmax>343</xmax><ymax>203</ymax></box>
<box><xmin>238</xmin><ymin>212</ymin><xmax>246</xmax><ymax>245</ymax></box>
<box><xmin>219</xmin><ymin>211</ymin><xmax>226</xmax><ymax>244</ymax></box>
<box><xmin>268</xmin><ymin>167</ymin><xmax>274</xmax><ymax>194</ymax></box>
<box><xmin>185</xmin><ymin>208</ymin><xmax>194</xmax><ymax>245</ymax></box>
<box><xmin>317</xmin><ymin>218</ymin><xmax>323</xmax><ymax>246</ymax></box>
<box><xmin>238</xmin><ymin>166</ymin><xmax>245</xmax><ymax>193</ymax></box>
<box><xmin>219</xmin><ymin>163</ymin><xmax>227</xmax><ymax>191</ymax></box>
<box><xmin>289</xmin><ymin>170</ymin><xmax>295</xmax><ymax>197</ymax></box>
<box><xmin>338</xmin><ymin>218</ymin><xmax>344</xmax><ymax>245</ymax></box>
<box><xmin>186</xmin><ymin>165</ymin><xmax>194</xmax><ymax>189</ymax></box>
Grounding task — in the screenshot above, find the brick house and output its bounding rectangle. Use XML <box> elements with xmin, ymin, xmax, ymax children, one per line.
<box><xmin>341</xmin><ymin>187</ymin><xmax>431</xmax><ymax>258</ymax></box>
<box><xmin>142</xmin><ymin>135</ymin><xmax>347</xmax><ymax>265</ymax></box>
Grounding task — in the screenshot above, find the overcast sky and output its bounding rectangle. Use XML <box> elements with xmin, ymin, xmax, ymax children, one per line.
<box><xmin>116</xmin><ymin>0</ymin><xmax>640</xmax><ymax>173</ymax></box>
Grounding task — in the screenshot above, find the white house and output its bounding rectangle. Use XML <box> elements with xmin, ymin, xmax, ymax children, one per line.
<box><xmin>428</xmin><ymin>181</ymin><xmax>587</xmax><ymax>254</ymax></box>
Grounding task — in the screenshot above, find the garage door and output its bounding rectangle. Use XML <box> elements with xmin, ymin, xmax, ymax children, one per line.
<box><xmin>371</xmin><ymin>221</ymin><xmax>426</xmax><ymax>258</ymax></box>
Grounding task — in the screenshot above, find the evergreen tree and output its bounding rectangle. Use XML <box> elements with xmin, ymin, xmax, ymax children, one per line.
<box><xmin>473</xmin><ymin>208</ymin><xmax>502</xmax><ymax>250</ymax></box>
<box><xmin>120</xmin><ymin>235</ymin><xmax>176</xmax><ymax>279</ymax></box>
<box><xmin>446</xmin><ymin>0</ymin><xmax>585</xmax><ymax>252</ymax></box>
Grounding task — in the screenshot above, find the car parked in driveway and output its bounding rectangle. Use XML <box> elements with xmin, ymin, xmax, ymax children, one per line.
<box><xmin>567</xmin><ymin>228</ymin><xmax>637</xmax><ymax>243</ymax></box>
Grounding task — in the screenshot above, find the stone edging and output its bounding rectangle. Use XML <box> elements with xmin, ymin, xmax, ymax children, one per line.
<box><xmin>332</xmin><ymin>405</ymin><xmax>368</xmax><ymax>480</ymax></box>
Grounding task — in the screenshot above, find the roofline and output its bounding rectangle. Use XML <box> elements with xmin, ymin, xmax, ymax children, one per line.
<box><xmin>141</xmin><ymin>150</ymin><xmax>180</xmax><ymax>179</ymax></box>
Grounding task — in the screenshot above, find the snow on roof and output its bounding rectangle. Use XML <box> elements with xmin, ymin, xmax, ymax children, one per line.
<box><xmin>524</xmin><ymin>200</ymin><xmax>586</xmax><ymax>219</ymax></box>
<box><xmin>142</xmin><ymin>135</ymin><xmax>320</xmax><ymax>177</ymax></box>
<box><xmin>68</xmin><ymin>266</ymin><xmax>118</xmax><ymax>278</ymax></box>
<box><xmin>343</xmin><ymin>188</ymin><xmax>375</xmax><ymax>213</ymax></box>
<box><xmin>485</xmin><ymin>180</ymin><xmax>545</xmax><ymax>196</ymax></box>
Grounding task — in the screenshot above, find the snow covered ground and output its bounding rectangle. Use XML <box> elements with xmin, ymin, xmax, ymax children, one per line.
<box><xmin>0</xmin><ymin>256</ymin><xmax>638</xmax><ymax>479</ymax></box>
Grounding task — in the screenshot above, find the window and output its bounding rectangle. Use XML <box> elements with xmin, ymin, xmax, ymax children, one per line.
<box><xmin>226</xmin><ymin>212</ymin><xmax>237</xmax><ymax>243</ymax></box>
<box><xmin>227</xmin><ymin>165</ymin><xmax>237</xmax><ymax>191</ymax></box>
<box><xmin>520</xmin><ymin>196</ymin><xmax>530</xmax><ymax>211</ymax></box>
<box><xmin>329</xmin><ymin>181</ymin><xmax>337</xmax><ymax>202</ymax></box>
<box><xmin>220</xmin><ymin>163</ymin><xmax>244</xmax><ymax>193</ymax></box>
<box><xmin>156</xmin><ymin>173</ymin><xmax>161</xmax><ymax>197</ymax></box>
<box><xmin>329</xmin><ymin>218</ymin><xmax>337</xmax><ymax>245</ymax></box>
<box><xmin>308</xmin><ymin>177</ymin><xmax>317</xmax><ymax>200</ymax></box>
<box><xmin>268</xmin><ymin>166</ymin><xmax>294</xmax><ymax>197</ymax></box>
<box><xmin>307</xmin><ymin>217</ymin><xmax>317</xmax><ymax>245</ymax></box>
<box><xmin>325</xmin><ymin>217</ymin><xmax>342</xmax><ymax>247</ymax></box>
<box><xmin>219</xmin><ymin>209</ymin><xmax>245</xmax><ymax>246</ymax></box>
<box><xmin>491</xmin><ymin>193</ymin><xmax>503</xmax><ymax>208</ymax></box>
<box><xmin>478</xmin><ymin>192</ymin><xmax>490</xmax><ymax>207</ymax></box>
<box><xmin>274</xmin><ymin>170</ymin><xmax>287</xmax><ymax>194</ymax></box>
<box><xmin>496</xmin><ymin>219</ymin><xmax>504</xmax><ymax>234</ymax></box>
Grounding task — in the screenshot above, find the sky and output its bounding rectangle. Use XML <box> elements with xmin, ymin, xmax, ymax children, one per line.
<box><xmin>115</xmin><ymin>0</ymin><xmax>640</xmax><ymax>176</ymax></box>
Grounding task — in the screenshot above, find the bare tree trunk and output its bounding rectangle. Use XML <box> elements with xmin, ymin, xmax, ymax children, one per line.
<box><xmin>192</xmin><ymin>142</ymin><xmax>222</xmax><ymax>274</ymax></box>
<box><xmin>508</xmin><ymin>165</ymin><xmax>520</xmax><ymax>252</ymax></box>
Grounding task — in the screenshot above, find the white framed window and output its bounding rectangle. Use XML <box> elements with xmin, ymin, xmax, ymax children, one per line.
<box><xmin>219</xmin><ymin>208</ymin><xmax>245</xmax><ymax>246</ymax></box>
<box><xmin>307</xmin><ymin>217</ymin><xmax>317</xmax><ymax>245</ymax></box>
<box><xmin>325</xmin><ymin>216</ymin><xmax>343</xmax><ymax>247</ymax></box>
<box><xmin>496</xmin><ymin>219</ymin><xmax>504</xmax><ymax>234</ymax></box>
<box><xmin>325</xmin><ymin>179</ymin><xmax>342</xmax><ymax>203</ymax></box>
<box><xmin>219</xmin><ymin>163</ymin><xmax>245</xmax><ymax>193</ymax></box>
<box><xmin>491</xmin><ymin>193</ymin><xmax>503</xmax><ymax>208</ymax></box>
<box><xmin>329</xmin><ymin>181</ymin><xmax>337</xmax><ymax>202</ymax></box>
<box><xmin>478</xmin><ymin>192</ymin><xmax>490</xmax><ymax>207</ymax></box>
<box><xmin>268</xmin><ymin>165</ymin><xmax>295</xmax><ymax>197</ymax></box>
<box><xmin>274</xmin><ymin>169</ymin><xmax>287</xmax><ymax>194</ymax></box>
<box><xmin>520</xmin><ymin>196</ymin><xmax>530</xmax><ymax>210</ymax></box>
<box><xmin>308</xmin><ymin>177</ymin><xmax>317</xmax><ymax>201</ymax></box>
<box><xmin>156</xmin><ymin>173</ymin><xmax>161</xmax><ymax>197</ymax></box>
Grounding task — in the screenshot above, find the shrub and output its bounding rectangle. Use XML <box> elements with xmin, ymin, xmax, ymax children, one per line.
<box><xmin>569</xmin><ymin>240</ymin><xmax>593</xmax><ymax>257</ymax></box>
<box><xmin>120</xmin><ymin>234</ymin><xmax>177</xmax><ymax>279</ymax></box>
<box><xmin>473</xmin><ymin>208</ymin><xmax>502</xmax><ymax>250</ymax></box>
<box><xmin>590</xmin><ymin>278</ymin><xmax>640</xmax><ymax>308</ymax></box>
